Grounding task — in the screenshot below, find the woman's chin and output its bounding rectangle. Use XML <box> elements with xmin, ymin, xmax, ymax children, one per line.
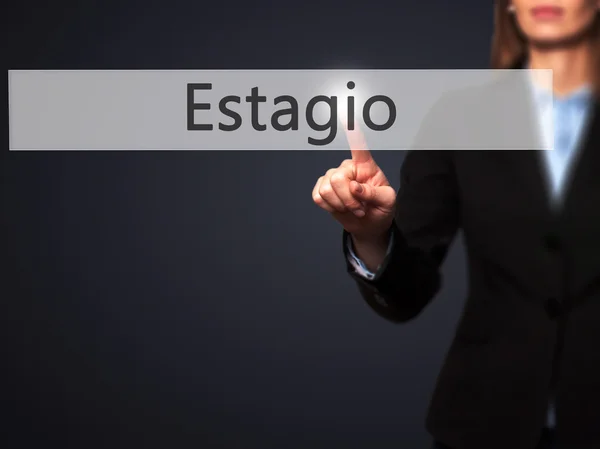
<box><xmin>527</xmin><ymin>31</ymin><xmax>591</xmax><ymax>49</ymax></box>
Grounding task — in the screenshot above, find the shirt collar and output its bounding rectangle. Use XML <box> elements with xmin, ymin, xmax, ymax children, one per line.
<box><xmin>528</xmin><ymin>73</ymin><xmax>592</xmax><ymax>110</ymax></box>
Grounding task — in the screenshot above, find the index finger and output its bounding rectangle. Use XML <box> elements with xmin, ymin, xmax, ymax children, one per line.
<box><xmin>343</xmin><ymin>121</ymin><xmax>373</xmax><ymax>163</ymax></box>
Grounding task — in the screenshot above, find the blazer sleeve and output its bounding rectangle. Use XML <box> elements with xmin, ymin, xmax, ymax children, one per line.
<box><xmin>344</xmin><ymin>148</ymin><xmax>460</xmax><ymax>323</ymax></box>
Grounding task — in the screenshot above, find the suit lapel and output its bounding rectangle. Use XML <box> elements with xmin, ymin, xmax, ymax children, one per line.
<box><xmin>509</xmin><ymin>100</ymin><xmax>600</xmax><ymax>217</ymax></box>
<box><xmin>559</xmin><ymin>100</ymin><xmax>600</xmax><ymax>300</ymax></box>
<box><xmin>561</xmin><ymin>99</ymin><xmax>600</xmax><ymax>213</ymax></box>
<box><xmin>498</xmin><ymin>67</ymin><xmax>555</xmax><ymax>217</ymax></box>
<box><xmin>500</xmin><ymin>75</ymin><xmax>600</xmax><ymax>216</ymax></box>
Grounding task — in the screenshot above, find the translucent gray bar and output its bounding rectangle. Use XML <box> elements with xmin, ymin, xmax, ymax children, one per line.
<box><xmin>8</xmin><ymin>70</ymin><xmax>551</xmax><ymax>150</ymax></box>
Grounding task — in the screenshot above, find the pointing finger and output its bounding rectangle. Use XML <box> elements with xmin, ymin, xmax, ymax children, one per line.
<box><xmin>344</xmin><ymin>122</ymin><xmax>373</xmax><ymax>164</ymax></box>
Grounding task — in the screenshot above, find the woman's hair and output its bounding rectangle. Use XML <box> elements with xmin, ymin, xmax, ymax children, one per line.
<box><xmin>490</xmin><ymin>0</ymin><xmax>600</xmax><ymax>91</ymax></box>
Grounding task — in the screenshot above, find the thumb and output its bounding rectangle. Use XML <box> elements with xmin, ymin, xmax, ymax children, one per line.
<box><xmin>350</xmin><ymin>182</ymin><xmax>395</xmax><ymax>210</ymax></box>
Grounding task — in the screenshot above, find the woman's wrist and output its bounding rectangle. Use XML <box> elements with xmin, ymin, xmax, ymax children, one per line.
<box><xmin>351</xmin><ymin>224</ymin><xmax>393</xmax><ymax>248</ymax></box>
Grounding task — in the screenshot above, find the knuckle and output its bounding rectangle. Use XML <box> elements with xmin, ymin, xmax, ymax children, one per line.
<box><xmin>319</xmin><ymin>182</ymin><xmax>333</xmax><ymax>196</ymax></box>
<box><xmin>312</xmin><ymin>177</ymin><xmax>323</xmax><ymax>191</ymax></box>
<box><xmin>330</xmin><ymin>171</ymin><xmax>347</xmax><ymax>185</ymax></box>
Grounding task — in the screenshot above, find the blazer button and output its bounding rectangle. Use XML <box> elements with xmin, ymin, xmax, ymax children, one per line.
<box><xmin>543</xmin><ymin>234</ymin><xmax>561</xmax><ymax>252</ymax></box>
<box><xmin>373</xmin><ymin>293</ymin><xmax>388</xmax><ymax>307</ymax></box>
<box><xmin>544</xmin><ymin>298</ymin><xmax>562</xmax><ymax>319</ymax></box>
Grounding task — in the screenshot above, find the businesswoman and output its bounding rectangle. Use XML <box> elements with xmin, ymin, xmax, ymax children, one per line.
<box><xmin>312</xmin><ymin>1</ymin><xmax>600</xmax><ymax>449</ymax></box>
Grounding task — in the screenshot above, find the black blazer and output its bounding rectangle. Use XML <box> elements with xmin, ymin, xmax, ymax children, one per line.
<box><xmin>343</xmin><ymin>81</ymin><xmax>600</xmax><ymax>449</ymax></box>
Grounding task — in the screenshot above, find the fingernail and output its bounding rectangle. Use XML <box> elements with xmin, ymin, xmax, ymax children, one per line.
<box><xmin>354</xmin><ymin>209</ymin><xmax>365</xmax><ymax>217</ymax></box>
<box><xmin>354</xmin><ymin>183</ymin><xmax>363</xmax><ymax>193</ymax></box>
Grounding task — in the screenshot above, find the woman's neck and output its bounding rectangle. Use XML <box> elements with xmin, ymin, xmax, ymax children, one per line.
<box><xmin>528</xmin><ymin>42</ymin><xmax>594</xmax><ymax>96</ymax></box>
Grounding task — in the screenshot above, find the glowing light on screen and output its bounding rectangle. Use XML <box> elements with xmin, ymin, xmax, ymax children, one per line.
<box><xmin>310</xmin><ymin>78</ymin><xmax>372</xmax><ymax>131</ymax></box>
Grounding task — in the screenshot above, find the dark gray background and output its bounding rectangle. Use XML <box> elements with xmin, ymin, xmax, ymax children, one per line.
<box><xmin>2</xmin><ymin>1</ymin><xmax>490</xmax><ymax>448</ymax></box>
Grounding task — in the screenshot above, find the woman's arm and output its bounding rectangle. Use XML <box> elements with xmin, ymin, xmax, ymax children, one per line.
<box><xmin>345</xmin><ymin>150</ymin><xmax>460</xmax><ymax>323</ymax></box>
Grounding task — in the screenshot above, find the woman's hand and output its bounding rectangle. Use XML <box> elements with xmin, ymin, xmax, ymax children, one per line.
<box><xmin>312</xmin><ymin>125</ymin><xmax>396</xmax><ymax>243</ymax></box>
